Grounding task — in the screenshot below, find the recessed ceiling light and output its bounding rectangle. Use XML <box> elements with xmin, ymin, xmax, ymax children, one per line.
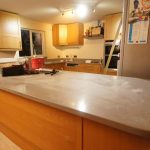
<box><xmin>75</xmin><ymin>5</ymin><xmax>88</xmax><ymax>18</ymax></box>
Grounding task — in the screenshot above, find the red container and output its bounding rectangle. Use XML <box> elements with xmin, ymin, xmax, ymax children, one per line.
<box><xmin>31</xmin><ymin>58</ymin><xmax>45</xmax><ymax>69</ymax></box>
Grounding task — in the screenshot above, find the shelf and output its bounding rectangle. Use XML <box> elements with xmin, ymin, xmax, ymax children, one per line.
<box><xmin>83</xmin><ymin>35</ymin><xmax>104</xmax><ymax>40</ymax></box>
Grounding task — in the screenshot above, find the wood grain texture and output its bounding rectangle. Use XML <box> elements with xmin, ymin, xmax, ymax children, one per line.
<box><xmin>0</xmin><ymin>90</ymin><xmax>82</xmax><ymax>150</ymax></box>
<box><xmin>52</xmin><ymin>23</ymin><xmax>84</xmax><ymax>46</ymax></box>
<box><xmin>67</xmin><ymin>23</ymin><xmax>84</xmax><ymax>45</ymax></box>
<box><xmin>45</xmin><ymin>63</ymin><xmax>65</xmax><ymax>70</ymax></box>
<box><xmin>45</xmin><ymin>63</ymin><xmax>103</xmax><ymax>74</ymax></box>
<box><xmin>64</xmin><ymin>63</ymin><xmax>102</xmax><ymax>74</ymax></box>
<box><xmin>102</xmin><ymin>69</ymin><xmax>117</xmax><ymax>76</ymax></box>
<box><xmin>45</xmin><ymin>63</ymin><xmax>117</xmax><ymax>75</ymax></box>
<box><xmin>83</xmin><ymin>119</ymin><xmax>150</xmax><ymax>150</ymax></box>
<box><xmin>0</xmin><ymin>132</ymin><xmax>22</xmax><ymax>150</ymax></box>
<box><xmin>104</xmin><ymin>13</ymin><xmax>122</xmax><ymax>41</ymax></box>
<box><xmin>0</xmin><ymin>11</ymin><xmax>21</xmax><ymax>50</ymax></box>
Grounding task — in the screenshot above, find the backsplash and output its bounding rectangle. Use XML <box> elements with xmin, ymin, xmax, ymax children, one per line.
<box><xmin>0</xmin><ymin>51</ymin><xmax>19</xmax><ymax>63</ymax></box>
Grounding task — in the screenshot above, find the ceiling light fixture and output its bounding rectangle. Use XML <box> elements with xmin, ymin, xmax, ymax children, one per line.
<box><xmin>60</xmin><ymin>4</ymin><xmax>97</xmax><ymax>18</ymax></box>
<box><xmin>75</xmin><ymin>4</ymin><xmax>88</xmax><ymax>18</ymax></box>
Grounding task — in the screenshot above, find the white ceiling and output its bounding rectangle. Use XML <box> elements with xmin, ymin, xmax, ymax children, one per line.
<box><xmin>0</xmin><ymin>0</ymin><xmax>123</xmax><ymax>24</ymax></box>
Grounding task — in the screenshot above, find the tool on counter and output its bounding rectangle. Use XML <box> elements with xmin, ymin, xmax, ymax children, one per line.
<box><xmin>35</xmin><ymin>68</ymin><xmax>59</xmax><ymax>76</ymax></box>
<box><xmin>44</xmin><ymin>69</ymin><xmax>59</xmax><ymax>76</ymax></box>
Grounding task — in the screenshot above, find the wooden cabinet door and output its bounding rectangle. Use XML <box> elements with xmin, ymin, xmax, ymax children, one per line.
<box><xmin>0</xmin><ymin>11</ymin><xmax>21</xmax><ymax>50</ymax></box>
<box><xmin>45</xmin><ymin>63</ymin><xmax>65</xmax><ymax>70</ymax></box>
<box><xmin>111</xmin><ymin>13</ymin><xmax>122</xmax><ymax>40</ymax></box>
<box><xmin>0</xmin><ymin>90</ymin><xmax>82</xmax><ymax>150</ymax></box>
<box><xmin>59</xmin><ymin>25</ymin><xmax>68</xmax><ymax>45</ymax></box>
<box><xmin>83</xmin><ymin>119</ymin><xmax>150</xmax><ymax>150</ymax></box>
<box><xmin>67</xmin><ymin>23</ymin><xmax>84</xmax><ymax>45</ymax></box>
<box><xmin>104</xmin><ymin>13</ymin><xmax>122</xmax><ymax>41</ymax></box>
<box><xmin>52</xmin><ymin>24</ymin><xmax>60</xmax><ymax>46</ymax></box>
<box><xmin>78</xmin><ymin>64</ymin><xmax>102</xmax><ymax>74</ymax></box>
<box><xmin>52</xmin><ymin>23</ymin><xmax>84</xmax><ymax>46</ymax></box>
<box><xmin>52</xmin><ymin>24</ymin><xmax>68</xmax><ymax>46</ymax></box>
<box><xmin>104</xmin><ymin>15</ymin><xmax>113</xmax><ymax>41</ymax></box>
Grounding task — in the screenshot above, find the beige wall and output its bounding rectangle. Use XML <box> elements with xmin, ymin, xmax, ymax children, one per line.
<box><xmin>20</xmin><ymin>19</ymin><xmax>104</xmax><ymax>59</ymax></box>
<box><xmin>20</xmin><ymin>17</ymin><xmax>63</xmax><ymax>58</ymax></box>
<box><xmin>0</xmin><ymin>17</ymin><xmax>104</xmax><ymax>60</ymax></box>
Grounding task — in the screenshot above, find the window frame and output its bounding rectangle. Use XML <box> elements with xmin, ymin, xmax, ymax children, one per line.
<box><xmin>19</xmin><ymin>28</ymin><xmax>45</xmax><ymax>57</ymax></box>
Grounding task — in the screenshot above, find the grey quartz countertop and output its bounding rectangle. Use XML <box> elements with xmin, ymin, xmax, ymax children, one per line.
<box><xmin>44</xmin><ymin>61</ymin><xmax>65</xmax><ymax>65</ymax></box>
<box><xmin>0</xmin><ymin>72</ymin><xmax>150</xmax><ymax>137</ymax></box>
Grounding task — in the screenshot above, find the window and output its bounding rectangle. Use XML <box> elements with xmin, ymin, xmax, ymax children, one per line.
<box><xmin>19</xmin><ymin>29</ymin><xmax>45</xmax><ymax>57</ymax></box>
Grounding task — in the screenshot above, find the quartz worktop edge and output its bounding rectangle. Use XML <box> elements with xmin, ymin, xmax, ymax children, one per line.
<box><xmin>0</xmin><ymin>72</ymin><xmax>150</xmax><ymax>138</ymax></box>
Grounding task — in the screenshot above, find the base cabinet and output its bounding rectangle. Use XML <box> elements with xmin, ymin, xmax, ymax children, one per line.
<box><xmin>103</xmin><ymin>69</ymin><xmax>117</xmax><ymax>76</ymax></box>
<box><xmin>45</xmin><ymin>63</ymin><xmax>65</xmax><ymax>70</ymax></box>
<box><xmin>0</xmin><ymin>90</ymin><xmax>82</xmax><ymax>150</ymax></box>
<box><xmin>64</xmin><ymin>64</ymin><xmax>103</xmax><ymax>74</ymax></box>
<box><xmin>45</xmin><ymin>63</ymin><xmax>103</xmax><ymax>74</ymax></box>
<box><xmin>83</xmin><ymin>119</ymin><xmax>150</xmax><ymax>150</ymax></box>
<box><xmin>0</xmin><ymin>91</ymin><xmax>150</xmax><ymax>150</ymax></box>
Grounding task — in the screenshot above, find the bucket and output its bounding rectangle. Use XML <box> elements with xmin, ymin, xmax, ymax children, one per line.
<box><xmin>31</xmin><ymin>57</ymin><xmax>45</xmax><ymax>69</ymax></box>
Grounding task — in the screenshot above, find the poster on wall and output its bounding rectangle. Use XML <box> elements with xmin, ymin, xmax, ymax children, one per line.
<box><xmin>128</xmin><ymin>0</ymin><xmax>150</xmax><ymax>44</ymax></box>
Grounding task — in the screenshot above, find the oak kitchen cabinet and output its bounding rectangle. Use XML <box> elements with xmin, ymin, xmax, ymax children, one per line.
<box><xmin>52</xmin><ymin>23</ymin><xmax>84</xmax><ymax>46</ymax></box>
<box><xmin>104</xmin><ymin>13</ymin><xmax>122</xmax><ymax>41</ymax></box>
<box><xmin>0</xmin><ymin>90</ymin><xmax>82</xmax><ymax>150</ymax></box>
<box><xmin>45</xmin><ymin>63</ymin><xmax>102</xmax><ymax>74</ymax></box>
<box><xmin>45</xmin><ymin>63</ymin><xmax>65</xmax><ymax>70</ymax></box>
<box><xmin>44</xmin><ymin>62</ymin><xmax>117</xmax><ymax>75</ymax></box>
<box><xmin>67</xmin><ymin>23</ymin><xmax>84</xmax><ymax>45</ymax></box>
<box><xmin>1</xmin><ymin>77</ymin><xmax>150</xmax><ymax>150</ymax></box>
<box><xmin>0</xmin><ymin>11</ymin><xmax>21</xmax><ymax>50</ymax></box>
<box><xmin>77</xmin><ymin>64</ymin><xmax>102</xmax><ymax>74</ymax></box>
<box><xmin>83</xmin><ymin>119</ymin><xmax>150</xmax><ymax>150</ymax></box>
<box><xmin>52</xmin><ymin>24</ymin><xmax>68</xmax><ymax>46</ymax></box>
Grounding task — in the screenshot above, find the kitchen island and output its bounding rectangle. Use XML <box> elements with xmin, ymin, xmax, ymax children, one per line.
<box><xmin>0</xmin><ymin>71</ymin><xmax>150</xmax><ymax>150</ymax></box>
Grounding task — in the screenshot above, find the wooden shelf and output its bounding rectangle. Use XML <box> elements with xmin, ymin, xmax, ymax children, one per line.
<box><xmin>83</xmin><ymin>35</ymin><xmax>104</xmax><ymax>39</ymax></box>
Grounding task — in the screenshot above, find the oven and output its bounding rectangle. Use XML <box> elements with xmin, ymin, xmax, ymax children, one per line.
<box><xmin>104</xmin><ymin>41</ymin><xmax>120</xmax><ymax>69</ymax></box>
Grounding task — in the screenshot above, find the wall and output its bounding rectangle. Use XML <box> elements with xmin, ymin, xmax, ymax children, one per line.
<box><xmin>21</xmin><ymin>19</ymin><xmax>105</xmax><ymax>59</ymax></box>
<box><xmin>120</xmin><ymin>0</ymin><xmax>150</xmax><ymax>79</ymax></box>
<box><xmin>0</xmin><ymin>17</ymin><xmax>104</xmax><ymax>61</ymax></box>
<box><xmin>61</xmin><ymin>21</ymin><xmax>104</xmax><ymax>59</ymax></box>
<box><xmin>0</xmin><ymin>16</ymin><xmax>63</xmax><ymax>62</ymax></box>
<box><xmin>20</xmin><ymin>17</ymin><xmax>63</xmax><ymax>58</ymax></box>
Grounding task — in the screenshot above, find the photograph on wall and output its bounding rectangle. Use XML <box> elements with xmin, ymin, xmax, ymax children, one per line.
<box><xmin>128</xmin><ymin>0</ymin><xmax>150</xmax><ymax>44</ymax></box>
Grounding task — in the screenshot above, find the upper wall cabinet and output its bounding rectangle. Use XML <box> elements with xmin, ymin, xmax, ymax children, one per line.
<box><xmin>0</xmin><ymin>11</ymin><xmax>21</xmax><ymax>50</ymax></box>
<box><xmin>67</xmin><ymin>23</ymin><xmax>84</xmax><ymax>46</ymax></box>
<box><xmin>52</xmin><ymin>24</ymin><xmax>68</xmax><ymax>46</ymax></box>
<box><xmin>104</xmin><ymin>13</ymin><xmax>122</xmax><ymax>41</ymax></box>
<box><xmin>52</xmin><ymin>23</ymin><xmax>84</xmax><ymax>46</ymax></box>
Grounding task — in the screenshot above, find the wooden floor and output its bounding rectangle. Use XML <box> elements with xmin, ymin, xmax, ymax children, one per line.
<box><xmin>0</xmin><ymin>132</ymin><xmax>22</xmax><ymax>150</ymax></box>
